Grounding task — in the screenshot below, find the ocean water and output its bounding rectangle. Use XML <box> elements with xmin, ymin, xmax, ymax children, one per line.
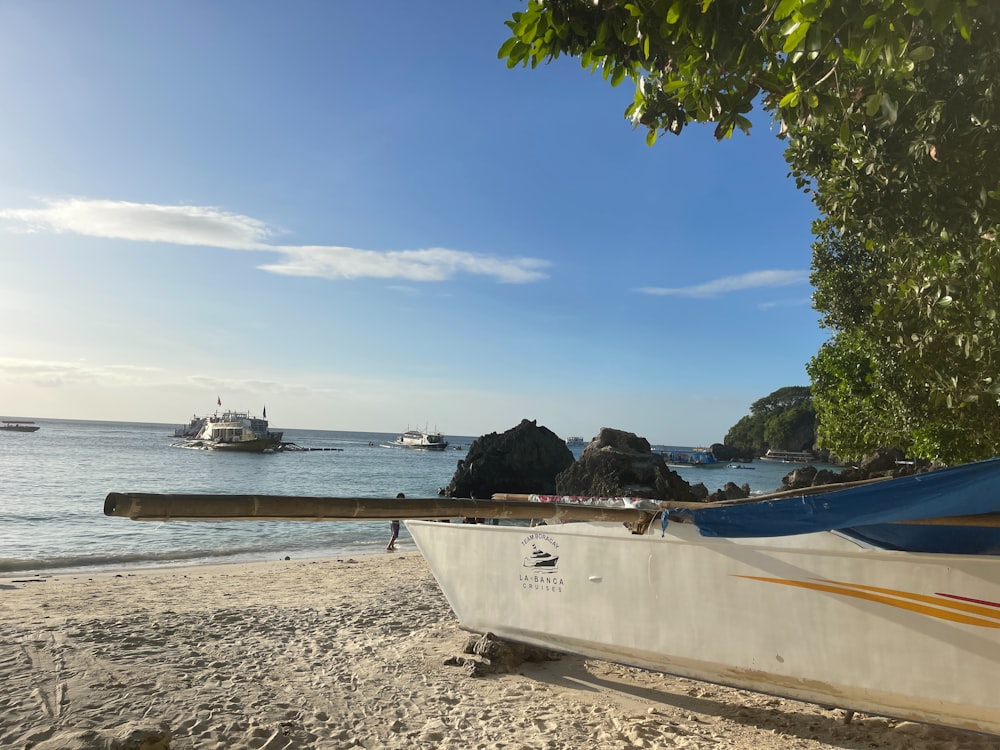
<box><xmin>0</xmin><ymin>419</ymin><xmax>803</xmax><ymax>575</ymax></box>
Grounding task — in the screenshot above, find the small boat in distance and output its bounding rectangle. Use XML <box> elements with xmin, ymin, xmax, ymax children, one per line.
<box><xmin>759</xmin><ymin>449</ymin><xmax>816</xmax><ymax>463</ymax></box>
<box><xmin>173</xmin><ymin>410</ymin><xmax>283</xmax><ymax>452</ymax></box>
<box><xmin>1</xmin><ymin>420</ymin><xmax>40</xmax><ymax>432</ymax></box>
<box><xmin>565</xmin><ymin>436</ymin><xmax>586</xmax><ymax>447</ymax></box>
<box><xmin>394</xmin><ymin>428</ymin><xmax>448</xmax><ymax>451</ymax></box>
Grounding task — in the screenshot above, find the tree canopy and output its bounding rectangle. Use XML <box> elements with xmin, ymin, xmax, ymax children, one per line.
<box><xmin>501</xmin><ymin>1</ymin><xmax>1000</xmax><ymax>463</ymax></box>
<box><xmin>724</xmin><ymin>385</ymin><xmax>816</xmax><ymax>455</ymax></box>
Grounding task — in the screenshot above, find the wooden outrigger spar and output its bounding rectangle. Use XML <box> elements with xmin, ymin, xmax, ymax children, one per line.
<box><xmin>104</xmin><ymin>481</ymin><xmax>1000</xmax><ymax>530</ymax></box>
<box><xmin>105</xmin><ymin>475</ymin><xmax>889</xmax><ymax>522</ymax></box>
<box><xmin>103</xmin><ymin>493</ymin><xmax>655</xmax><ymax>525</ymax></box>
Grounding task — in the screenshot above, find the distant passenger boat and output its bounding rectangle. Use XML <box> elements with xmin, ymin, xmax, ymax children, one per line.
<box><xmin>565</xmin><ymin>436</ymin><xmax>586</xmax><ymax>447</ymax></box>
<box><xmin>174</xmin><ymin>410</ymin><xmax>283</xmax><ymax>453</ymax></box>
<box><xmin>652</xmin><ymin>446</ymin><xmax>724</xmax><ymax>467</ymax></box>
<box><xmin>1</xmin><ymin>420</ymin><xmax>40</xmax><ymax>432</ymax></box>
<box><xmin>759</xmin><ymin>449</ymin><xmax>816</xmax><ymax>463</ymax></box>
<box><xmin>394</xmin><ymin>428</ymin><xmax>448</xmax><ymax>451</ymax></box>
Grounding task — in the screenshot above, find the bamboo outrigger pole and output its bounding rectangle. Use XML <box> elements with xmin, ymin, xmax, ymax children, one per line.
<box><xmin>492</xmin><ymin>483</ymin><xmax>1000</xmax><ymax>528</ymax></box>
<box><xmin>104</xmin><ymin>483</ymin><xmax>1000</xmax><ymax>529</ymax></box>
<box><xmin>103</xmin><ymin>492</ymin><xmax>655</xmax><ymax>525</ymax></box>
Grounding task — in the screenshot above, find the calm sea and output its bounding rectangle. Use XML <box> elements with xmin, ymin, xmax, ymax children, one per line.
<box><xmin>0</xmin><ymin>419</ymin><xmax>802</xmax><ymax>576</ymax></box>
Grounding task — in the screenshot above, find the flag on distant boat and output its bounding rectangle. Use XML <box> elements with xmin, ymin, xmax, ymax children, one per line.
<box><xmin>263</xmin><ymin>406</ymin><xmax>267</xmax><ymax>419</ymax></box>
<box><xmin>217</xmin><ymin>396</ymin><xmax>221</xmax><ymax>406</ymax></box>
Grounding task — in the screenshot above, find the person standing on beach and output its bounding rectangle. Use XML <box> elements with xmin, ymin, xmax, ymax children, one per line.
<box><xmin>387</xmin><ymin>493</ymin><xmax>403</xmax><ymax>551</ymax></box>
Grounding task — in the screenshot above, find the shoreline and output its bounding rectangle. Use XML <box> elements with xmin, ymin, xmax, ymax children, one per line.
<box><xmin>2</xmin><ymin>552</ymin><xmax>997</xmax><ymax>749</ymax></box>
<box><xmin>1</xmin><ymin>527</ymin><xmax>417</xmax><ymax>580</ymax></box>
<box><xmin>1</xmin><ymin>542</ymin><xmax>400</xmax><ymax>581</ymax></box>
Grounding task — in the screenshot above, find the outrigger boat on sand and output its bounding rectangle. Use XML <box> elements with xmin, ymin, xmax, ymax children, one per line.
<box><xmin>103</xmin><ymin>457</ymin><xmax>1000</xmax><ymax>737</ymax></box>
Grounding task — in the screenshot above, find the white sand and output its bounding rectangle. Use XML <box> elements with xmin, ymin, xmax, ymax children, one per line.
<box><xmin>2</xmin><ymin>552</ymin><xmax>997</xmax><ymax>750</ymax></box>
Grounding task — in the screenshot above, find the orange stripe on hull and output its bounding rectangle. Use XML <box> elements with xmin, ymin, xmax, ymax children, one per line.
<box><xmin>735</xmin><ymin>575</ymin><xmax>1000</xmax><ymax>629</ymax></box>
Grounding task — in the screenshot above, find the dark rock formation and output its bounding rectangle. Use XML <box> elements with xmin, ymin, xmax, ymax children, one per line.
<box><xmin>710</xmin><ymin>442</ymin><xmax>755</xmax><ymax>462</ymax></box>
<box><xmin>858</xmin><ymin>447</ymin><xmax>907</xmax><ymax>475</ymax></box>
<box><xmin>443</xmin><ymin>632</ymin><xmax>562</xmax><ymax>676</ymax></box>
<box><xmin>555</xmin><ymin>427</ymin><xmax>698</xmax><ymax>502</ymax></box>
<box><xmin>707</xmin><ymin>481</ymin><xmax>752</xmax><ymax>502</ymax></box>
<box><xmin>780</xmin><ymin>447</ymin><xmax>936</xmax><ymax>490</ymax></box>
<box><xmin>781</xmin><ymin>464</ymin><xmax>822</xmax><ymax>490</ymax></box>
<box><xmin>687</xmin><ymin>482</ymin><xmax>711</xmax><ymax>501</ymax></box>
<box><xmin>440</xmin><ymin>419</ymin><xmax>574</xmax><ymax>498</ymax></box>
<box><xmin>31</xmin><ymin>722</ymin><xmax>172</xmax><ymax>750</ymax></box>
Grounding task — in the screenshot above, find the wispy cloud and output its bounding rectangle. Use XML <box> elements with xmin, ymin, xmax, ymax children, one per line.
<box><xmin>758</xmin><ymin>297</ymin><xmax>814</xmax><ymax>310</ymax></box>
<box><xmin>0</xmin><ymin>357</ymin><xmax>163</xmax><ymax>388</ymax></box>
<box><xmin>636</xmin><ymin>270</ymin><xmax>809</xmax><ymax>298</ymax></box>
<box><xmin>0</xmin><ymin>357</ymin><xmax>326</xmax><ymax>395</ymax></box>
<box><xmin>261</xmin><ymin>246</ymin><xmax>549</xmax><ymax>283</ymax></box>
<box><xmin>0</xmin><ymin>198</ymin><xmax>274</xmax><ymax>249</ymax></box>
<box><xmin>0</xmin><ymin>198</ymin><xmax>550</xmax><ymax>284</ymax></box>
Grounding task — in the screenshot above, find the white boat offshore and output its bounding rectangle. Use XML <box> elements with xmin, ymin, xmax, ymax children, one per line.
<box><xmin>760</xmin><ymin>449</ymin><xmax>816</xmax><ymax>463</ymax></box>
<box><xmin>104</xmin><ymin>457</ymin><xmax>1000</xmax><ymax>736</ymax></box>
<box><xmin>394</xmin><ymin>428</ymin><xmax>449</xmax><ymax>451</ymax></box>
<box><xmin>1</xmin><ymin>420</ymin><xmax>40</xmax><ymax>432</ymax></box>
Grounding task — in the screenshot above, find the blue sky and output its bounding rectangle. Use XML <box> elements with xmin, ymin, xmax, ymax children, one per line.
<box><xmin>0</xmin><ymin>2</ymin><xmax>826</xmax><ymax>446</ymax></box>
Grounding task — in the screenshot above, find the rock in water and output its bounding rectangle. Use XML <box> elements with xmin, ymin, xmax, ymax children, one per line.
<box><xmin>556</xmin><ymin>427</ymin><xmax>697</xmax><ymax>502</ymax></box>
<box><xmin>441</xmin><ymin>419</ymin><xmax>574</xmax><ymax>498</ymax></box>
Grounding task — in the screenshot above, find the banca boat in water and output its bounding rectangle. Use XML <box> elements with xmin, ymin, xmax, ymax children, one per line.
<box><xmin>104</xmin><ymin>457</ymin><xmax>1000</xmax><ymax>737</ymax></box>
<box><xmin>393</xmin><ymin>428</ymin><xmax>448</xmax><ymax>451</ymax></box>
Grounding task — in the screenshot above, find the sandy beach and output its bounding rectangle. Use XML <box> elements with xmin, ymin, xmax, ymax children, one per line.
<box><xmin>2</xmin><ymin>552</ymin><xmax>997</xmax><ymax>750</ymax></box>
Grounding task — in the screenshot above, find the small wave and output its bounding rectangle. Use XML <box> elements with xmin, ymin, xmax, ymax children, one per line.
<box><xmin>0</xmin><ymin>536</ymin><xmax>390</xmax><ymax>576</ymax></box>
<box><xmin>0</xmin><ymin>545</ymin><xmax>280</xmax><ymax>574</ymax></box>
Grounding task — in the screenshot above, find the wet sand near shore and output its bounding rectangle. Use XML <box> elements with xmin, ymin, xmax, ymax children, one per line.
<box><xmin>2</xmin><ymin>553</ymin><xmax>997</xmax><ymax>749</ymax></box>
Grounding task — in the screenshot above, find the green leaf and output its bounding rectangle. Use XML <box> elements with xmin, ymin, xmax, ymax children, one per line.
<box><xmin>783</xmin><ymin>21</ymin><xmax>810</xmax><ymax>53</ymax></box>
<box><xmin>880</xmin><ymin>93</ymin><xmax>898</xmax><ymax>125</ymax></box>
<box><xmin>774</xmin><ymin>0</ymin><xmax>799</xmax><ymax>22</ymax></box>
<box><xmin>497</xmin><ymin>37</ymin><xmax>519</xmax><ymax>60</ymax></box>
<box><xmin>953</xmin><ymin>4</ymin><xmax>971</xmax><ymax>41</ymax></box>
<box><xmin>645</xmin><ymin>128</ymin><xmax>658</xmax><ymax>146</ymax></box>
<box><xmin>865</xmin><ymin>92</ymin><xmax>882</xmax><ymax>116</ymax></box>
<box><xmin>666</xmin><ymin>1</ymin><xmax>682</xmax><ymax>25</ymax></box>
<box><xmin>779</xmin><ymin>90</ymin><xmax>800</xmax><ymax>108</ymax></box>
<box><xmin>839</xmin><ymin>118</ymin><xmax>851</xmax><ymax>143</ymax></box>
<box><xmin>909</xmin><ymin>46</ymin><xmax>935</xmax><ymax>62</ymax></box>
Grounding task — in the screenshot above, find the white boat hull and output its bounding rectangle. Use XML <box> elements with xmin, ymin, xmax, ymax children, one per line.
<box><xmin>407</xmin><ymin>519</ymin><xmax>1000</xmax><ymax>736</ymax></box>
<box><xmin>394</xmin><ymin>429</ymin><xmax>449</xmax><ymax>450</ymax></box>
